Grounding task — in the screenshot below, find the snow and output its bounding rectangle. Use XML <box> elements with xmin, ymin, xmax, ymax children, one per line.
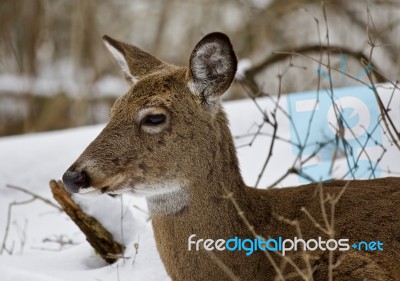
<box><xmin>0</xmin><ymin>83</ymin><xmax>399</xmax><ymax>280</ymax></box>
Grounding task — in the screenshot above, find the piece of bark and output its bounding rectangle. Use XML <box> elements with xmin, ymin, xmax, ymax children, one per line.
<box><xmin>50</xmin><ymin>180</ymin><xmax>124</xmax><ymax>264</ymax></box>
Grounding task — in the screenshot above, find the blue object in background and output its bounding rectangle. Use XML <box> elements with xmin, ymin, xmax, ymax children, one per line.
<box><xmin>286</xmin><ymin>85</ymin><xmax>382</xmax><ymax>183</ymax></box>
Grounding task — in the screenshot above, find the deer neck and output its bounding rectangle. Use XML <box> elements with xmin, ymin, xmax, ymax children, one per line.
<box><xmin>146</xmin><ymin>115</ymin><xmax>246</xmax><ymax>217</ymax></box>
<box><xmin>147</xmin><ymin>119</ymin><xmax>263</xmax><ymax>280</ymax></box>
<box><xmin>146</xmin><ymin>120</ymin><xmax>254</xmax><ymax>261</ymax></box>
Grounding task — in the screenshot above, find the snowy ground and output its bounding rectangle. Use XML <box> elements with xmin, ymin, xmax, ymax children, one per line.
<box><xmin>0</xmin><ymin>84</ymin><xmax>399</xmax><ymax>281</ymax></box>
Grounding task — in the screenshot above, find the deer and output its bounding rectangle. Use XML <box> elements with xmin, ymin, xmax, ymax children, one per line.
<box><xmin>62</xmin><ymin>32</ymin><xmax>400</xmax><ymax>281</ymax></box>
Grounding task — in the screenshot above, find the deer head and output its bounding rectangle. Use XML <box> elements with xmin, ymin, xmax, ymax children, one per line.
<box><xmin>62</xmin><ymin>32</ymin><xmax>238</xmax><ymax>203</ymax></box>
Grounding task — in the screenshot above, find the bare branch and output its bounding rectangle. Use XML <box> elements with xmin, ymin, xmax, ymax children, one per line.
<box><xmin>50</xmin><ymin>180</ymin><xmax>124</xmax><ymax>264</ymax></box>
<box><xmin>5</xmin><ymin>184</ymin><xmax>63</xmax><ymax>212</ymax></box>
<box><xmin>243</xmin><ymin>45</ymin><xmax>387</xmax><ymax>87</ymax></box>
<box><xmin>1</xmin><ymin>198</ymin><xmax>35</xmax><ymax>255</ymax></box>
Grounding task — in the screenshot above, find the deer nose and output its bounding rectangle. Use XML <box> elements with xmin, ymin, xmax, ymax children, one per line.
<box><xmin>62</xmin><ymin>170</ymin><xmax>90</xmax><ymax>193</ymax></box>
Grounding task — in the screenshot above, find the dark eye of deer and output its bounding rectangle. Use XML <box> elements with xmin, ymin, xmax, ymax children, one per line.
<box><xmin>143</xmin><ymin>114</ymin><xmax>166</xmax><ymax>126</ymax></box>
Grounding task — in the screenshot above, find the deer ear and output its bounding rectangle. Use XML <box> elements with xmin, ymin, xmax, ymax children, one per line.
<box><xmin>102</xmin><ymin>35</ymin><xmax>164</xmax><ymax>85</ymax></box>
<box><xmin>188</xmin><ymin>32</ymin><xmax>237</xmax><ymax>109</ymax></box>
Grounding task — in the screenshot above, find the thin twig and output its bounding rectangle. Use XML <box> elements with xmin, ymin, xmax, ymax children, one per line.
<box><xmin>1</xmin><ymin>198</ymin><xmax>35</xmax><ymax>255</ymax></box>
<box><xmin>223</xmin><ymin>189</ymin><xmax>286</xmax><ymax>281</ymax></box>
<box><xmin>206</xmin><ymin>250</ymin><xmax>242</xmax><ymax>281</ymax></box>
<box><xmin>5</xmin><ymin>184</ymin><xmax>63</xmax><ymax>211</ymax></box>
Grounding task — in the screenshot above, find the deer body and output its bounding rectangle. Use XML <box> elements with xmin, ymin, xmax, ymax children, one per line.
<box><xmin>152</xmin><ymin>178</ymin><xmax>400</xmax><ymax>281</ymax></box>
<box><xmin>62</xmin><ymin>32</ymin><xmax>400</xmax><ymax>281</ymax></box>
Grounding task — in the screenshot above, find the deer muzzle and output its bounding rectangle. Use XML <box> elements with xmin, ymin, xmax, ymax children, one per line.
<box><xmin>62</xmin><ymin>169</ymin><xmax>91</xmax><ymax>193</ymax></box>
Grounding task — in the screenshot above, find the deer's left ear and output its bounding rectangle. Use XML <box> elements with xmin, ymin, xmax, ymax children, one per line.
<box><xmin>102</xmin><ymin>35</ymin><xmax>164</xmax><ymax>85</ymax></box>
<box><xmin>188</xmin><ymin>32</ymin><xmax>237</xmax><ymax>109</ymax></box>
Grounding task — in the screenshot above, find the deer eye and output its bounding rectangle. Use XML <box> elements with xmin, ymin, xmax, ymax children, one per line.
<box><xmin>137</xmin><ymin>108</ymin><xmax>170</xmax><ymax>134</ymax></box>
<box><xmin>143</xmin><ymin>114</ymin><xmax>166</xmax><ymax>126</ymax></box>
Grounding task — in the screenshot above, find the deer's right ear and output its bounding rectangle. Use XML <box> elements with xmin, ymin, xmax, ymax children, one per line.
<box><xmin>188</xmin><ymin>32</ymin><xmax>237</xmax><ymax>110</ymax></box>
<box><xmin>102</xmin><ymin>35</ymin><xmax>164</xmax><ymax>85</ymax></box>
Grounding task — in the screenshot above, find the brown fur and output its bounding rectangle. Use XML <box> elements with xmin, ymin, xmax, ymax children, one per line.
<box><xmin>63</xmin><ymin>32</ymin><xmax>400</xmax><ymax>281</ymax></box>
